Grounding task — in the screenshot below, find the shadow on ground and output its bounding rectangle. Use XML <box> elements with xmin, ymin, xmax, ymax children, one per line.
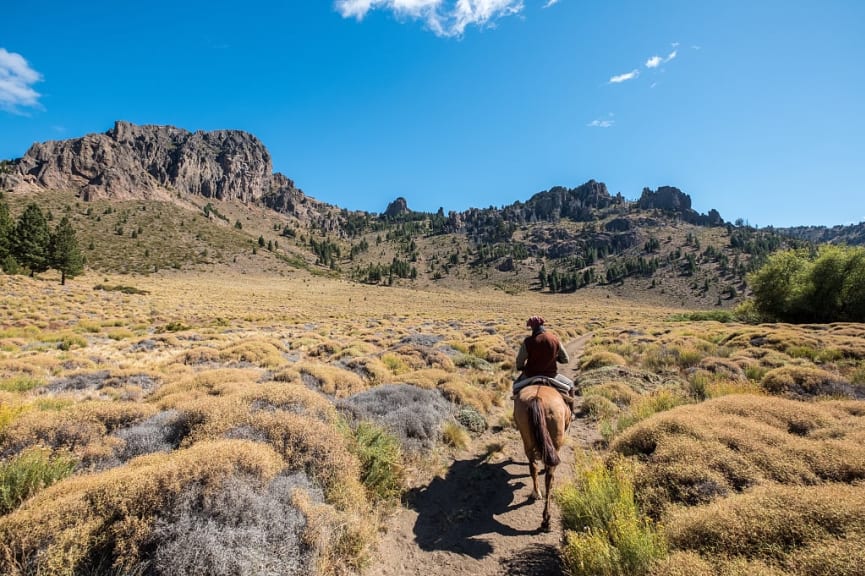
<box><xmin>500</xmin><ymin>543</ymin><xmax>566</xmax><ymax>576</ymax></box>
<box><xmin>407</xmin><ymin>456</ymin><xmax>545</xmax><ymax>559</ymax></box>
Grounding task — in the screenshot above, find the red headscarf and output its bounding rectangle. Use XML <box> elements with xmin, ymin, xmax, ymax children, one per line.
<box><xmin>526</xmin><ymin>316</ymin><xmax>545</xmax><ymax>330</ymax></box>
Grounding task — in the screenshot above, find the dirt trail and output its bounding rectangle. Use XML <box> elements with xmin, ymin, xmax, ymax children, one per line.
<box><xmin>367</xmin><ymin>333</ymin><xmax>599</xmax><ymax>576</ymax></box>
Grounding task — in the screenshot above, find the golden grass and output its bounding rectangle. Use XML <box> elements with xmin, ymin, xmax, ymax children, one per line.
<box><xmin>580</xmin><ymin>350</ymin><xmax>628</xmax><ymax>371</ymax></box>
<box><xmin>761</xmin><ymin>365</ymin><xmax>853</xmax><ymax>398</ymax></box>
<box><xmin>664</xmin><ymin>483</ymin><xmax>865</xmax><ymax>574</ymax></box>
<box><xmin>1</xmin><ymin>401</ymin><xmax>157</xmax><ymax>462</ymax></box>
<box><xmin>612</xmin><ymin>395</ymin><xmax>865</xmax><ymax>517</ymax></box>
<box><xmin>0</xmin><ymin>440</ymin><xmax>285</xmax><ymax>575</ymax></box>
<box><xmin>294</xmin><ymin>362</ymin><xmax>367</xmax><ymax>397</ymax></box>
<box><xmin>4</xmin><ymin>271</ymin><xmax>865</xmax><ymax>574</ymax></box>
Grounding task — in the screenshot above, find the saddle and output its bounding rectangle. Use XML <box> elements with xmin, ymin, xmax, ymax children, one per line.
<box><xmin>513</xmin><ymin>375</ymin><xmax>570</xmax><ymax>395</ymax></box>
<box><xmin>512</xmin><ymin>376</ymin><xmax>578</xmax><ymax>417</ymax></box>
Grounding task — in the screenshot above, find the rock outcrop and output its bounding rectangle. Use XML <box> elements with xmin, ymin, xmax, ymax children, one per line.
<box><xmin>384</xmin><ymin>197</ymin><xmax>410</xmax><ymax>218</ymax></box>
<box><xmin>0</xmin><ymin>120</ymin><xmax>352</xmax><ymax>230</ymax></box>
<box><xmin>638</xmin><ymin>186</ymin><xmax>724</xmax><ymax>226</ymax></box>
<box><xmin>2</xmin><ymin>121</ymin><xmax>275</xmax><ymax>202</ymax></box>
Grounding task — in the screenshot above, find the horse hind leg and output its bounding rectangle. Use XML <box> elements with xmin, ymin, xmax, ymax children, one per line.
<box><xmin>541</xmin><ymin>464</ymin><xmax>556</xmax><ymax>531</ymax></box>
<box><xmin>528</xmin><ymin>459</ymin><xmax>542</xmax><ymax>500</ymax></box>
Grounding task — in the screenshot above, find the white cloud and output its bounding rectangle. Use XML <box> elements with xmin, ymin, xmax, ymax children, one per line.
<box><xmin>609</xmin><ymin>69</ymin><xmax>639</xmax><ymax>84</ymax></box>
<box><xmin>543</xmin><ymin>0</ymin><xmax>559</xmax><ymax>7</ymax></box>
<box><xmin>335</xmin><ymin>0</ymin><xmax>526</xmax><ymax>36</ymax></box>
<box><xmin>0</xmin><ymin>48</ymin><xmax>43</xmax><ymax>114</ymax></box>
<box><xmin>665</xmin><ymin>49</ymin><xmax>677</xmax><ymax>63</ymax></box>
<box><xmin>645</xmin><ymin>55</ymin><xmax>662</xmax><ymax>68</ymax></box>
<box><xmin>587</xmin><ymin>119</ymin><xmax>614</xmax><ymax>128</ymax></box>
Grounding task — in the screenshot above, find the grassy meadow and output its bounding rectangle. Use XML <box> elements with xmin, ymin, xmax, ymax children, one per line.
<box><xmin>1</xmin><ymin>270</ymin><xmax>864</xmax><ymax>575</ymax></box>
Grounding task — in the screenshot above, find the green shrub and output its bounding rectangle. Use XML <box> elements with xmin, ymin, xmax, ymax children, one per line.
<box><xmin>602</xmin><ymin>389</ymin><xmax>690</xmax><ymax>441</ymax></box>
<box><xmin>455</xmin><ymin>405</ymin><xmax>488</xmax><ymax>433</ymax></box>
<box><xmin>749</xmin><ymin>245</ymin><xmax>865</xmax><ymax>323</ymax></box>
<box><xmin>351</xmin><ymin>421</ymin><xmax>405</xmax><ymax>505</ymax></box>
<box><xmin>668</xmin><ymin>310</ymin><xmax>735</xmax><ymax>323</ymax></box>
<box><xmin>556</xmin><ymin>456</ymin><xmax>666</xmax><ymax>576</ymax></box>
<box><xmin>0</xmin><ymin>447</ymin><xmax>76</xmax><ymax>514</ymax></box>
<box><xmin>0</xmin><ymin>376</ymin><xmax>44</xmax><ymax>393</ymax></box>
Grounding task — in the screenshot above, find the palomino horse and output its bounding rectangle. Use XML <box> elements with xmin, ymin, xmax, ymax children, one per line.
<box><xmin>513</xmin><ymin>381</ymin><xmax>572</xmax><ymax>531</ymax></box>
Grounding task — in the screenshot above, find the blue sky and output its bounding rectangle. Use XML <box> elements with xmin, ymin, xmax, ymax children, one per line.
<box><xmin>2</xmin><ymin>0</ymin><xmax>863</xmax><ymax>226</ymax></box>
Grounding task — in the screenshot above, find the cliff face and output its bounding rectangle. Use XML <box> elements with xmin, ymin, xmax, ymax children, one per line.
<box><xmin>2</xmin><ymin>121</ymin><xmax>276</xmax><ymax>202</ymax></box>
<box><xmin>0</xmin><ymin>120</ymin><xmax>352</xmax><ymax>231</ymax></box>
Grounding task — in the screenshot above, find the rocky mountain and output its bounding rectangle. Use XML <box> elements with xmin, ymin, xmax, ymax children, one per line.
<box><xmin>1</xmin><ymin>121</ymin><xmax>800</xmax><ymax>307</ymax></box>
<box><xmin>773</xmin><ymin>222</ymin><xmax>865</xmax><ymax>246</ymax></box>
<box><xmin>1</xmin><ymin>121</ymin><xmax>347</xmax><ymax>232</ymax></box>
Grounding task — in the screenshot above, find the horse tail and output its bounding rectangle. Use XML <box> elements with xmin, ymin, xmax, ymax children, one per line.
<box><xmin>529</xmin><ymin>396</ymin><xmax>560</xmax><ymax>467</ymax></box>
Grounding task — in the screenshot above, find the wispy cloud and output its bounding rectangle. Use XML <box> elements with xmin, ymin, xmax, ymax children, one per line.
<box><xmin>335</xmin><ymin>0</ymin><xmax>527</xmax><ymax>37</ymax></box>
<box><xmin>609</xmin><ymin>69</ymin><xmax>639</xmax><ymax>84</ymax></box>
<box><xmin>645</xmin><ymin>56</ymin><xmax>662</xmax><ymax>69</ymax></box>
<box><xmin>665</xmin><ymin>49</ymin><xmax>677</xmax><ymax>63</ymax></box>
<box><xmin>543</xmin><ymin>0</ymin><xmax>559</xmax><ymax>7</ymax></box>
<box><xmin>587</xmin><ymin>119</ymin><xmax>615</xmax><ymax>128</ymax></box>
<box><xmin>0</xmin><ymin>48</ymin><xmax>43</xmax><ymax>114</ymax></box>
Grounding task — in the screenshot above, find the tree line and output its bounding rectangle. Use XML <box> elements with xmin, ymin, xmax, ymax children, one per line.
<box><xmin>0</xmin><ymin>195</ymin><xmax>84</xmax><ymax>284</ymax></box>
<box><xmin>749</xmin><ymin>245</ymin><xmax>865</xmax><ymax>323</ymax></box>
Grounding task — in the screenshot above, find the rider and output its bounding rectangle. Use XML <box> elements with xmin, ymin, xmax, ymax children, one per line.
<box><xmin>514</xmin><ymin>316</ymin><xmax>578</xmax><ymax>413</ymax></box>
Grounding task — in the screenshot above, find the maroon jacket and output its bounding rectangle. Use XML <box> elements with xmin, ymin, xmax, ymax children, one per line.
<box><xmin>521</xmin><ymin>328</ymin><xmax>562</xmax><ymax>378</ymax></box>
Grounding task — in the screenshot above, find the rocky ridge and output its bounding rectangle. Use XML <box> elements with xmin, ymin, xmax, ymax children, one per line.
<box><xmin>1</xmin><ymin>121</ymin><xmax>346</xmax><ymax>231</ymax></box>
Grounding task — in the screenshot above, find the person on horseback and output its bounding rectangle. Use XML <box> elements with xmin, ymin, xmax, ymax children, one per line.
<box><xmin>513</xmin><ymin>316</ymin><xmax>578</xmax><ymax>413</ymax></box>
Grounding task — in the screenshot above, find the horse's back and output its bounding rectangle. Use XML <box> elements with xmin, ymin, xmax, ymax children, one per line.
<box><xmin>513</xmin><ymin>384</ymin><xmax>569</xmax><ymax>449</ymax></box>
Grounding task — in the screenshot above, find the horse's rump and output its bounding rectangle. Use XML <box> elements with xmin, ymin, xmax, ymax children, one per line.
<box><xmin>529</xmin><ymin>396</ymin><xmax>561</xmax><ymax>467</ymax></box>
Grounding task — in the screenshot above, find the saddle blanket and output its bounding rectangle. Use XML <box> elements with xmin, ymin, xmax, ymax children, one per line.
<box><xmin>513</xmin><ymin>374</ymin><xmax>574</xmax><ymax>395</ymax></box>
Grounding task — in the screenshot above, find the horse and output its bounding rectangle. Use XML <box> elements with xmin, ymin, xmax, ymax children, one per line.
<box><xmin>513</xmin><ymin>380</ymin><xmax>572</xmax><ymax>531</ymax></box>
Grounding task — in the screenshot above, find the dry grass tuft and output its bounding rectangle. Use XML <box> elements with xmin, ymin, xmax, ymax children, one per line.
<box><xmin>0</xmin><ymin>440</ymin><xmax>284</xmax><ymax>575</ymax></box>
<box><xmin>612</xmin><ymin>395</ymin><xmax>865</xmax><ymax>517</ymax></box>
<box><xmin>218</xmin><ymin>339</ymin><xmax>288</xmax><ymax>369</ymax></box>
<box><xmin>580</xmin><ymin>350</ymin><xmax>628</xmax><ymax>371</ymax></box>
<box><xmin>665</xmin><ymin>483</ymin><xmax>865</xmax><ymax>574</ymax></box>
<box><xmin>761</xmin><ymin>365</ymin><xmax>860</xmax><ymax>399</ymax></box>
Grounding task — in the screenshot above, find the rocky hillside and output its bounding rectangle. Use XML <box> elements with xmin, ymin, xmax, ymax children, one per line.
<box><xmin>0</xmin><ymin>121</ymin><xmax>347</xmax><ymax>232</ymax></box>
<box><xmin>1</xmin><ymin>122</ymin><xmax>804</xmax><ymax>307</ymax></box>
<box><xmin>773</xmin><ymin>222</ymin><xmax>865</xmax><ymax>246</ymax></box>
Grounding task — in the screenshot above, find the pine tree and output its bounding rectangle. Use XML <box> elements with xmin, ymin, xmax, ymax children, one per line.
<box><xmin>0</xmin><ymin>194</ymin><xmax>13</xmax><ymax>265</ymax></box>
<box><xmin>50</xmin><ymin>216</ymin><xmax>84</xmax><ymax>285</ymax></box>
<box><xmin>13</xmin><ymin>203</ymin><xmax>51</xmax><ymax>277</ymax></box>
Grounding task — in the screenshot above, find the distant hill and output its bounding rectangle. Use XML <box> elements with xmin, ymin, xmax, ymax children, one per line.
<box><xmin>772</xmin><ymin>222</ymin><xmax>865</xmax><ymax>246</ymax></box>
<box><xmin>1</xmin><ymin>121</ymin><xmax>806</xmax><ymax>307</ymax></box>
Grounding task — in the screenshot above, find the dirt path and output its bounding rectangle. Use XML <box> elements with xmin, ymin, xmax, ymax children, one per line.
<box><xmin>367</xmin><ymin>333</ymin><xmax>599</xmax><ymax>576</ymax></box>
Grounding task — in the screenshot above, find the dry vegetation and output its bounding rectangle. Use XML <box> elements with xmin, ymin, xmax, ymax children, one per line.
<box><xmin>2</xmin><ymin>269</ymin><xmax>864</xmax><ymax>575</ymax></box>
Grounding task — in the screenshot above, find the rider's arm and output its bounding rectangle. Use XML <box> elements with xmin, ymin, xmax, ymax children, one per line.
<box><xmin>515</xmin><ymin>341</ymin><xmax>528</xmax><ymax>370</ymax></box>
<box><xmin>557</xmin><ymin>343</ymin><xmax>570</xmax><ymax>364</ymax></box>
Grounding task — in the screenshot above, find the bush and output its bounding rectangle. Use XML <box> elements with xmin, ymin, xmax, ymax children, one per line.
<box><xmin>350</xmin><ymin>421</ymin><xmax>405</xmax><ymax>505</ymax></box>
<box><xmin>761</xmin><ymin>365</ymin><xmax>860</xmax><ymax>399</ymax></box>
<box><xmin>0</xmin><ymin>376</ymin><xmax>44</xmax><ymax>392</ymax></box>
<box><xmin>749</xmin><ymin>245</ymin><xmax>865</xmax><ymax>323</ymax></box>
<box><xmin>148</xmin><ymin>472</ymin><xmax>320</xmax><ymax>576</ymax></box>
<box><xmin>338</xmin><ymin>384</ymin><xmax>453</xmax><ymax>452</ymax></box>
<box><xmin>556</xmin><ymin>456</ymin><xmax>666</xmax><ymax>576</ymax></box>
<box><xmin>0</xmin><ymin>447</ymin><xmax>76</xmax><ymax>514</ymax></box>
<box><xmin>580</xmin><ymin>350</ymin><xmax>628</xmax><ymax>371</ymax></box>
<box><xmin>455</xmin><ymin>405</ymin><xmax>488</xmax><ymax>433</ymax></box>
<box><xmin>113</xmin><ymin>410</ymin><xmax>189</xmax><ymax>462</ymax></box>
<box><xmin>441</xmin><ymin>421</ymin><xmax>469</xmax><ymax>449</ymax></box>
<box><xmin>611</xmin><ymin>396</ymin><xmax>865</xmax><ymax>517</ymax></box>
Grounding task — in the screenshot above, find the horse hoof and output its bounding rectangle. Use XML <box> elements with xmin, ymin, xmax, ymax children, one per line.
<box><xmin>541</xmin><ymin>519</ymin><xmax>551</xmax><ymax>532</ymax></box>
<box><xmin>531</xmin><ymin>490</ymin><xmax>542</xmax><ymax>500</ymax></box>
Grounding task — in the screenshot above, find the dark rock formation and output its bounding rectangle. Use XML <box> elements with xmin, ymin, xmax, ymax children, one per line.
<box><xmin>384</xmin><ymin>197</ymin><xmax>410</xmax><ymax>218</ymax></box>
<box><xmin>638</xmin><ymin>186</ymin><xmax>724</xmax><ymax>226</ymax></box>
